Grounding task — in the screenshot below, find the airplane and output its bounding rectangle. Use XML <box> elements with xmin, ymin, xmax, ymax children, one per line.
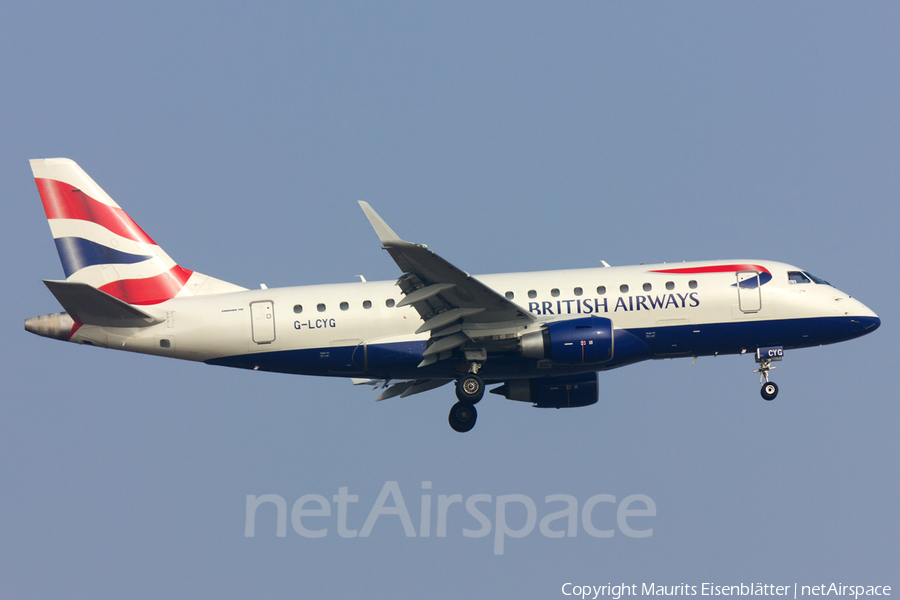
<box><xmin>25</xmin><ymin>158</ymin><xmax>881</xmax><ymax>432</ymax></box>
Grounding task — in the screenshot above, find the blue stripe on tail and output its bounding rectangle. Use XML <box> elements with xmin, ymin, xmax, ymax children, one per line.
<box><xmin>54</xmin><ymin>237</ymin><xmax>153</xmax><ymax>278</ymax></box>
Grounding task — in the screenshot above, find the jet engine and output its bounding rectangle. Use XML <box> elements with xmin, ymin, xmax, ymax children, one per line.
<box><xmin>491</xmin><ymin>372</ymin><xmax>598</xmax><ymax>408</ymax></box>
<box><xmin>519</xmin><ymin>316</ymin><xmax>613</xmax><ymax>365</ymax></box>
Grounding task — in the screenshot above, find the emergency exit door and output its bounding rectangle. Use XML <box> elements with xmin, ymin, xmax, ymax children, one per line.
<box><xmin>250</xmin><ymin>301</ymin><xmax>276</xmax><ymax>344</ymax></box>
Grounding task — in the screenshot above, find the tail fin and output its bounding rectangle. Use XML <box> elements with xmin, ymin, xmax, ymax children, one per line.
<box><xmin>30</xmin><ymin>158</ymin><xmax>244</xmax><ymax>306</ymax></box>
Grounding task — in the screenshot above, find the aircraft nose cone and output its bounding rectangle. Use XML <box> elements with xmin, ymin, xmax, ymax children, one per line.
<box><xmin>861</xmin><ymin>315</ymin><xmax>880</xmax><ymax>333</ymax></box>
<box><xmin>848</xmin><ymin>298</ymin><xmax>879</xmax><ymax>335</ymax></box>
<box><xmin>847</xmin><ymin>314</ymin><xmax>880</xmax><ymax>339</ymax></box>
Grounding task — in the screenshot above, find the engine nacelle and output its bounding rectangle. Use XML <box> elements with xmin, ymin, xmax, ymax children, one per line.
<box><xmin>491</xmin><ymin>372</ymin><xmax>598</xmax><ymax>408</ymax></box>
<box><xmin>520</xmin><ymin>316</ymin><xmax>613</xmax><ymax>365</ymax></box>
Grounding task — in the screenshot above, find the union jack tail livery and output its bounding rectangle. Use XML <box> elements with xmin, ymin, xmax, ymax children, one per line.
<box><xmin>27</xmin><ymin>158</ymin><xmax>244</xmax><ymax>335</ymax></box>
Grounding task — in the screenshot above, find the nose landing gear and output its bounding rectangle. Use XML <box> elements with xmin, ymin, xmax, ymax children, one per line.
<box><xmin>754</xmin><ymin>346</ymin><xmax>783</xmax><ymax>401</ymax></box>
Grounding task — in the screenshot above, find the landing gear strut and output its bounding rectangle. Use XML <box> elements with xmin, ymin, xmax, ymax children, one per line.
<box><xmin>754</xmin><ymin>346</ymin><xmax>783</xmax><ymax>401</ymax></box>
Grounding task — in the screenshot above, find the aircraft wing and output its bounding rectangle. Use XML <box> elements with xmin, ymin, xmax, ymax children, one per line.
<box><xmin>359</xmin><ymin>202</ymin><xmax>536</xmax><ymax>367</ymax></box>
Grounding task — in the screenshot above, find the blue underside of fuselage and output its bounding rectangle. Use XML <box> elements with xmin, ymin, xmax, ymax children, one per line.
<box><xmin>204</xmin><ymin>316</ymin><xmax>879</xmax><ymax>381</ymax></box>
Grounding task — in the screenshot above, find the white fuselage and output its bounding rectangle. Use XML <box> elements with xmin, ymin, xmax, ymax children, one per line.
<box><xmin>62</xmin><ymin>259</ymin><xmax>878</xmax><ymax>382</ymax></box>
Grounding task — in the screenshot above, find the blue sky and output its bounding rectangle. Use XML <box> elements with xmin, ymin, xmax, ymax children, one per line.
<box><xmin>2</xmin><ymin>2</ymin><xmax>897</xmax><ymax>598</ymax></box>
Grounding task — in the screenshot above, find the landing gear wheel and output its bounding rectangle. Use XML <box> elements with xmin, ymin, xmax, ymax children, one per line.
<box><xmin>448</xmin><ymin>402</ymin><xmax>477</xmax><ymax>433</ymax></box>
<box><xmin>456</xmin><ymin>374</ymin><xmax>484</xmax><ymax>404</ymax></box>
<box><xmin>761</xmin><ymin>381</ymin><xmax>779</xmax><ymax>401</ymax></box>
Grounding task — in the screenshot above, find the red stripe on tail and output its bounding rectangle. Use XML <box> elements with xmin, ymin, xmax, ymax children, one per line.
<box><xmin>35</xmin><ymin>178</ymin><xmax>156</xmax><ymax>245</ymax></box>
<box><xmin>99</xmin><ymin>266</ymin><xmax>194</xmax><ymax>305</ymax></box>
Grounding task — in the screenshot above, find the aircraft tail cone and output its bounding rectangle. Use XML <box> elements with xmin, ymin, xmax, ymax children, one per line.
<box><xmin>25</xmin><ymin>312</ymin><xmax>76</xmax><ymax>341</ymax></box>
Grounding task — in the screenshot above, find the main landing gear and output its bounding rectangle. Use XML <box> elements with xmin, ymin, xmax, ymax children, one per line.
<box><xmin>448</xmin><ymin>401</ymin><xmax>477</xmax><ymax>433</ymax></box>
<box><xmin>754</xmin><ymin>346</ymin><xmax>783</xmax><ymax>401</ymax></box>
<box><xmin>448</xmin><ymin>367</ymin><xmax>484</xmax><ymax>433</ymax></box>
<box><xmin>456</xmin><ymin>373</ymin><xmax>485</xmax><ymax>403</ymax></box>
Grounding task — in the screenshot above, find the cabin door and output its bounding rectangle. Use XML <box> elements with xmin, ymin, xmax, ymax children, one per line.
<box><xmin>250</xmin><ymin>301</ymin><xmax>276</xmax><ymax>344</ymax></box>
<box><xmin>736</xmin><ymin>271</ymin><xmax>762</xmax><ymax>313</ymax></box>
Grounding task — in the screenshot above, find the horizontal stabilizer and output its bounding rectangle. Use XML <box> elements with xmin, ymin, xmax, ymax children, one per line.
<box><xmin>43</xmin><ymin>280</ymin><xmax>163</xmax><ymax>327</ymax></box>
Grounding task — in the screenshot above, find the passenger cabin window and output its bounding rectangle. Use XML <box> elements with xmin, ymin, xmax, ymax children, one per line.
<box><xmin>363</xmin><ymin>300</ymin><xmax>372</xmax><ymax>309</ymax></box>
<box><xmin>689</xmin><ymin>280</ymin><xmax>698</xmax><ymax>289</ymax></box>
<box><xmin>597</xmin><ymin>286</ymin><xmax>606</xmax><ymax>295</ymax></box>
<box><xmin>317</xmin><ymin>303</ymin><xmax>326</xmax><ymax>312</ymax></box>
<box><xmin>340</xmin><ymin>302</ymin><xmax>349</xmax><ymax>311</ymax></box>
<box><xmin>293</xmin><ymin>305</ymin><xmax>303</xmax><ymax>314</ymax></box>
<box><xmin>528</xmin><ymin>290</ymin><xmax>537</xmax><ymax>299</ymax></box>
<box><xmin>551</xmin><ymin>288</ymin><xmax>560</xmax><ymax>297</ymax></box>
<box><xmin>665</xmin><ymin>281</ymin><xmax>674</xmax><ymax>291</ymax></box>
<box><xmin>505</xmin><ymin>291</ymin><xmax>514</xmax><ymax>300</ymax></box>
<box><xmin>788</xmin><ymin>271</ymin><xmax>812</xmax><ymax>284</ymax></box>
<box><xmin>620</xmin><ymin>284</ymin><xmax>629</xmax><ymax>293</ymax></box>
<box><xmin>643</xmin><ymin>283</ymin><xmax>652</xmax><ymax>292</ymax></box>
<box><xmin>385</xmin><ymin>299</ymin><xmax>395</xmax><ymax>308</ymax></box>
<box><xmin>574</xmin><ymin>287</ymin><xmax>583</xmax><ymax>296</ymax></box>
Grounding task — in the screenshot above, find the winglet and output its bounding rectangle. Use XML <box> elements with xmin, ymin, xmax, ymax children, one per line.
<box><xmin>358</xmin><ymin>201</ymin><xmax>407</xmax><ymax>246</ymax></box>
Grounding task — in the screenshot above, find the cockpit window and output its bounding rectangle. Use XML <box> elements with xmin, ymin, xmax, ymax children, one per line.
<box><xmin>803</xmin><ymin>272</ymin><xmax>831</xmax><ymax>285</ymax></box>
<box><xmin>788</xmin><ymin>271</ymin><xmax>811</xmax><ymax>284</ymax></box>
